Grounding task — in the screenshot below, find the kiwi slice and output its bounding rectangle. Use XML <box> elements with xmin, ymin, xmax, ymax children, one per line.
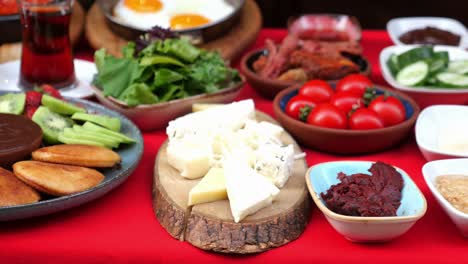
<box><xmin>58</xmin><ymin>133</ymin><xmax>105</xmax><ymax>147</ymax></box>
<box><xmin>41</xmin><ymin>94</ymin><xmax>85</xmax><ymax>115</ymax></box>
<box><xmin>32</xmin><ymin>106</ymin><xmax>75</xmax><ymax>144</ymax></box>
<box><xmin>82</xmin><ymin>122</ymin><xmax>136</xmax><ymax>144</ymax></box>
<box><xmin>72</xmin><ymin>112</ymin><xmax>121</xmax><ymax>131</ymax></box>
<box><xmin>0</xmin><ymin>93</ymin><xmax>26</xmax><ymax>115</ymax></box>
<box><xmin>61</xmin><ymin>127</ymin><xmax>119</xmax><ymax>149</ymax></box>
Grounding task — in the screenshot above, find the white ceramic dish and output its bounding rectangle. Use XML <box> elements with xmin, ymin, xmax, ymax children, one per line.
<box><xmin>415</xmin><ymin>105</ymin><xmax>468</xmax><ymax>161</ymax></box>
<box><xmin>422</xmin><ymin>158</ymin><xmax>468</xmax><ymax>237</ymax></box>
<box><xmin>387</xmin><ymin>17</ymin><xmax>468</xmax><ymax>48</ymax></box>
<box><xmin>0</xmin><ymin>59</ymin><xmax>95</xmax><ymax>99</ymax></box>
<box><xmin>306</xmin><ymin>161</ymin><xmax>427</xmax><ymax>243</ymax></box>
<box><xmin>380</xmin><ymin>45</ymin><xmax>468</xmax><ymax>108</ymax></box>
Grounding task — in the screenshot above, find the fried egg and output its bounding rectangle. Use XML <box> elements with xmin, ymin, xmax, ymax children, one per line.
<box><xmin>113</xmin><ymin>0</ymin><xmax>234</xmax><ymax>31</ymax></box>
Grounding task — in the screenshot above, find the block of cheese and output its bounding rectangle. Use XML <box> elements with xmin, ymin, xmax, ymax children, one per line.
<box><xmin>254</xmin><ymin>144</ymin><xmax>295</xmax><ymax>188</ymax></box>
<box><xmin>192</xmin><ymin>103</ymin><xmax>224</xmax><ymax>112</ymax></box>
<box><xmin>240</xmin><ymin>120</ymin><xmax>284</xmax><ymax>149</ymax></box>
<box><xmin>166</xmin><ymin>141</ymin><xmax>211</xmax><ymax>179</ymax></box>
<box><xmin>167</xmin><ymin>99</ymin><xmax>255</xmax><ymax>142</ymax></box>
<box><xmin>224</xmin><ymin>155</ymin><xmax>280</xmax><ymax>223</ymax></box>
<box><xmin>188</xmin><ymin>168</ymin><xmax>227</xmax><ymax>206</ymax></box>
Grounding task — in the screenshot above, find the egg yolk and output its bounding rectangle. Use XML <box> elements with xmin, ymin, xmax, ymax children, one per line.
<box><xmin>124</xmin><ymin>0</ymin><xmax>162</xmax><ymax>12</ymax></box>
<box><xmin>170</xmin><ymin>14</ymin><xmax>210</xmax><ymax>29</ymax></box>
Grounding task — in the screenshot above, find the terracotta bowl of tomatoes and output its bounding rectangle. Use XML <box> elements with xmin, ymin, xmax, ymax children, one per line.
<box><xmin>240</xmin><ymin>48</ymin><xmax>371</xmax><ymax>99</ymax></box>
<box><xmin>273</xmin><ymin>76</ymin><xmax>420</xmax><ymax>154</ymax></box>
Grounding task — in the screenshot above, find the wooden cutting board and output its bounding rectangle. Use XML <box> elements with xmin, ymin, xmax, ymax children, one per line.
<box><xmin>152</xmin><ymin>112</ymin><xmax>311</xmax><ymax>254</ymax></box>
<box><xmin>0</xmin><ymin>2</ymin><xmax>85</xmax><ymax>64</ymax></box>
<box><xmin>85</xmin><ymin>0</ymin><xmax>262</xmax><ymax>61</ymax></box>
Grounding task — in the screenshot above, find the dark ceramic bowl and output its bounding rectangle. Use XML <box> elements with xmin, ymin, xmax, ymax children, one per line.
<box><xmin>273</xmin><ymin>85</ymin><xmax>420</xmax><ymax>154</ymax></box>
<box><xmin>240</xmin><ymin>48</ymin><xmax>371</xmax><ymax>99</ymax></box>
<box><xmin>0</xmin><ymin>14</ymin><xmax>22</xmax><ymax>44</ymax></box>
<box><xmin>98</xmin><ymin>0</ymin><xmax>245</xmax><ymax>43</ymax></box>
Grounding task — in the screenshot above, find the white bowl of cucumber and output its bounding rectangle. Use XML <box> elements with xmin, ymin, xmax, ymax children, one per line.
<box><xmin>380</xmin><ymin>45</ymin><xmax>468</xmax><ymax>108</ymax></box>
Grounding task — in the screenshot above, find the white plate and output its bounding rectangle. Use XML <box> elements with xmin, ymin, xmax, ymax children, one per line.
<box><xmin>387</xmin><ymin>17</ymin><xmax>468</xmax><ymax>48</ymax></box>
<box><xmin>0</xmin><ymin>59</ymin><xmax>96</xmax><ymax>99</ymax></box>
<box><xmin>380</xmin><ymin>45</ymin><xmax>468</xmax><ymax>93</ymax></box>
<box><xmin>422</xmin><ymin>158</ymin><xmax>468</xmax><ymax>237</ymax></box>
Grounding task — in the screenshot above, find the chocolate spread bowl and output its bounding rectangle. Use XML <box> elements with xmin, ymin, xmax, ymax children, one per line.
<box><xmin>241</xmin><ymin>48</ymin><xmax>371</xmax><ymax>99</ymax></box>
<box><xmin>98</xmin><ymin>0</ymin><xmax>245</xmax><ymax>43</ymax></box>
<box><xmin>0</xmin><ymin>92</ymin><xmax>143</xmax><ymax>221</ymax></box>
<box><xmin>0</xmin><ymin>113</ymin><xmax>43</xmax><ymax>168</ymax></box>
<box><xmin>306</xmin><ymin>161</ymin><xmax>427</xmax><ymax>243</ymax></box>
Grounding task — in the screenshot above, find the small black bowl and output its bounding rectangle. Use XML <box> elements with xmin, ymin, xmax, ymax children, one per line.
<box><xmin>0</xmin><ymin>14</ymin><xmax>22</xmax><ymax>44</ymax></box>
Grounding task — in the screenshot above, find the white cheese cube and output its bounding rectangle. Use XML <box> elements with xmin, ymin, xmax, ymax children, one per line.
<box><xmin>224</xmin><ymin>155</ymin><xmax>280</xmax><ymax>223</ymax></box>
<box><xmin>254</xmin><ymin>144</ymin><xmax>295</xmax><ymax>188</ymax></box>
<box><xmin>166</xmin><ymin>141</ymin><xmax>211</xmax><ymax>179</ymax></box>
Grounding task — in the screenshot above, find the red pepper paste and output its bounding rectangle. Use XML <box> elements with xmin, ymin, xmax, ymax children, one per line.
<box><xmin>321</xmin><ymin>161</ymin><xmax>403</xmax><ymax>217</ymax></box>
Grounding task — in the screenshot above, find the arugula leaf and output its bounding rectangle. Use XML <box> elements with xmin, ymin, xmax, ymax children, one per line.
<box><xmin>153</xmin><ymin>69</ymin><xmax>185</xmax><ymax>87</ymax></box>
<box><xmin>118</xmin><ymin>83</ymin><xmax>158</xmax><ymax>106</ymax></box>
<box><xmin>94</xmin><ymin>53</ymin><xmax>139</xmax><ymax>98</ymax></box>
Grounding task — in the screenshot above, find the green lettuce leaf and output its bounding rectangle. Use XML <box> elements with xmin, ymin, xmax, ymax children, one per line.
<box><xmin>118</xmin><ymin>83</ymin><xmax>158</xmax><ymax>106</ymax></box>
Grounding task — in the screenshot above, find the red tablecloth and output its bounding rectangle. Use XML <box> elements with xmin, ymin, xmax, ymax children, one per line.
<box><xmin>1</xmin><ymin>29</ymin><xmax>465</xmax><ymax>264</ymax></box>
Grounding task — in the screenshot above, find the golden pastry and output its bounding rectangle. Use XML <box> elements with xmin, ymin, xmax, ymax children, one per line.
<box><xmin>32</xmin><ymin>144</ymin><xmax>121</xmax><ymax>168</ymax></box>
<box><xmin>13</xmin><ymin>161</ymin><xmax>105</xmax><ymax>196</ymax></box>
<box><xmin>0</xmin><ymin>167</ymin><xmax>40</xmax><ymax>206</ymax></box>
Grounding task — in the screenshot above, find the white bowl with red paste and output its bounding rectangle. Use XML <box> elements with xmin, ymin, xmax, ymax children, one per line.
<box><xmin>306</xmin><ymin>161</ymin><xmax>427</xmax><ymax>242</ymax></box>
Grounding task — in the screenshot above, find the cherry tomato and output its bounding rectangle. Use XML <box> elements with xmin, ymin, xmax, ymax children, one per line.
<box><xmin>349</xmin><ymin>108</ymin><xmax>385</xmax><ymax>130</ymax></box>
<box><xmin>336</xmin><ymin>74</ymin><xmax>372</xmax><ymax>96</ymax></box>
<box><xmin>330</xmin><ymin>91</ymin><xmax>364</xmax><ymax>115</ymax></box>
<box><xmin>368</xmin><ymin>95</ymin><xmax>406</xmax><ymax>127</ymax></box>
<box><xmin>307</xmin><ymin>103</ymin><xmax>347</xmax><ymax>129</ymax></box>
<box><xmin>285</xmin><ymin>95</ymin><xmax>316</xmax><ymax>120</ymax></box>
<box><xmin>298</xmin><ymin>80</ymin><xmax>334</xmax><ymax>103</ymax></box>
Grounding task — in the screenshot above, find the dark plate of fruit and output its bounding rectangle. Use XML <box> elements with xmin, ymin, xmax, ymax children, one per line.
<box><xmin>0</xmin><ymin>86</ymin><xmax>143</xmax><ymax>221</ymax></box>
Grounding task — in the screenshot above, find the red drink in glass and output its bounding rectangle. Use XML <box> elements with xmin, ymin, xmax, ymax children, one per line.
<box><xmin>18</xmin><ymin>0</ymin><xmax>75</xmax><ymax>89</ymax></box>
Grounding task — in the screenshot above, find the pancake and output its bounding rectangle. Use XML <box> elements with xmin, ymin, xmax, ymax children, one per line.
<box><xmin>0</xmin><ymin>167</ymin><xmax>40</xmax><ymax>206</ymax></box>
<box><xmin>32</xmin><ymin>144</ymin><xmax>121</xmax><ymax>168</ymax></box>
<box><xmin>13</xmin><ymin>161</ymin><xmax>105</xmax><ymax>196</ymax></box>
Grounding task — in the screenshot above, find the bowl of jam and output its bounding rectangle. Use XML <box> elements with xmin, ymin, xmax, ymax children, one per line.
<box><xmin>387</xmin><ymin>17</ymin><xmax>468</xmax><ymax>48</ymax></box>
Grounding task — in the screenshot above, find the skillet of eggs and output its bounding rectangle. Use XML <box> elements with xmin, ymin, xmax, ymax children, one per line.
<box><xmin>113</xmin><ymin>0</ymin><xmax>235</xmax><ymax>30</ymax></box>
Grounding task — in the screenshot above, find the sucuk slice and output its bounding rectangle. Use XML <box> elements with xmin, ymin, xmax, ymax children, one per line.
<box><xmin>31</xmin><ymin>144</ymin><xmax>121</xmax><ymax>168</ymax></box>
<box><xmin>396</xmin><ymin>61</ymin><xmax>429</xmax><ymax>86</ymax></box>
<box><xmin>0</xmin><ymin>93</ymin><xmax>26</xmax><ymax>115</ymax></box>
<box><xmin>436</xmin><ymin>72</ymin><xmax>468</xmax><ymax>88</ymax></box>
<box><xmin>447</xmin><ymin>60</ymin><xmax>468</xmax><ymax>75</ymax></box>
<box><xmin>41</xmin><ymin>94</ymin><xmax>85</xmax><ymax>115</ymax></box>
<box><xmin>61</xmin><ymin>128</ymin><xmax>119</xmax><ymax>149</ymax></box>
<box><xmin>71</xmin><ymin>112</ymin><xmax>121</xmax><ymax>132</ymax></box>
<box><xmin>82</xmin><ymin>122</ymin><xmax>135</xmax><ymax>144</ymax></box>
<box><xmin>13</xmin><ymin>160</ymin><xmax>104</xmax><ymax>196</ymax></box>
<box><xmin>32</xmin><ymin>106</ymin><xmax>75</xmax><ymax>144</ymax></box>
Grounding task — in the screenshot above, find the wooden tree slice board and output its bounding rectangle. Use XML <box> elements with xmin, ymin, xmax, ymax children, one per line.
<box><xmin>152</xmin><ymin>112</ymin><xmax>311</xmax><ymax>254</ymax></box>
<box><xmin>85</xmin><ymin>0</ymin><xmax>262</xmax><ymax>61</ymax></box>
<box><xmin>0</xmin><ymin>2</ymin><xmax>85</xmax><ymax>64</ymax></box>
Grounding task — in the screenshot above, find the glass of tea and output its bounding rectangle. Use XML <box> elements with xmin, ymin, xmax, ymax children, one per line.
<box><xmin>18</xmin><ymin>0</ymin><xmax>76</xmax><ymax>89</ymax></box>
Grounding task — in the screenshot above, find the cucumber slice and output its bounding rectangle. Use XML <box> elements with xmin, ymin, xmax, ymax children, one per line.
<box><xmin>447</xmin><ymin>60</ymin><xmax>468</xmax><ymax>75</ymax></box>
<box><xmin>436</xmin><ymin>72</ymin><xmax>468</xmax><ymax>87</ymax></box>
<box><xmin>396</xmin><ymin>61</ymin><xmax>429</xmax><ymax>86</ymax></box>
<box><xmin>397</xmin><ymin>46</ymin><xmax>434</xmax><ymax>68</ymax></box>
<box><xmin>387</xmin><ymin>54</ymin><xmax>400</xmax><ymax>76</ymax></box>
<box><xmin>428</xmin><ymin>59</ymin><xmax>447</xmax><ymax>74</ymax></box>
